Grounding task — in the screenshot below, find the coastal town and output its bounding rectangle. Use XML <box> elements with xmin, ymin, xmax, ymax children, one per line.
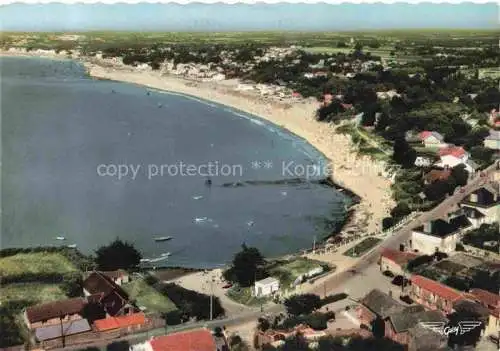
<box><xmin>1</xmin><ymin>6</ymin><xmax>500</xmax><ymax>351</ymax></box>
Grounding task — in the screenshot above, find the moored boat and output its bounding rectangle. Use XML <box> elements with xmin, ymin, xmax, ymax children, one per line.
<box><xmin>154</xmin><ymin>236</ymin><xmax>172</xmax><ymax>242</ymax></box>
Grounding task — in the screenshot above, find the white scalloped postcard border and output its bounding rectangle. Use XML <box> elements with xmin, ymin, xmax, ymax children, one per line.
<box><xmin>1</xmin><ymin>0</ymin><xmax>499</xmax><ymax>4</ymax></box>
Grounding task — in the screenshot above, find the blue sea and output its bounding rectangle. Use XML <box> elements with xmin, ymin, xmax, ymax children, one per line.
<box><xmin>1</xmin><ymin>56</ymin><xmax>351</xmax><ymax>268</ymax></box>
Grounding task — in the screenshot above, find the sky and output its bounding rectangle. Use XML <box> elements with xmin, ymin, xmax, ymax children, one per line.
<box><xmin>0</xmin><ymin>3</ymin><xmax>498</xmax><ymax>31</ymax></box>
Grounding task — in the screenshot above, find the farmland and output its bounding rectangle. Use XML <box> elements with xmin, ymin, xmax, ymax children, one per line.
<box><xmin>0</xmin><ymin>252</ymin><xmax>78</xmax><ymax>280</ymax></box>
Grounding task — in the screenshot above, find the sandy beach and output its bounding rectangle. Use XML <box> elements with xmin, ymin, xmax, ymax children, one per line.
<box><xmin>1</xmin><ymin>49</ymin><xmax>395</xmax><ymax>236</ymax></box>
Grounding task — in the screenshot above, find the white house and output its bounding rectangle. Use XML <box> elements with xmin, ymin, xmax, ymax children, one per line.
<box><xmin>411</xmin><ymin>215</ymin><xmax>472</xmax><ymax>255</ymax></box>
<box><xmin>376</xmin><ymin>90</ymin><xmax>401</xmax><ymax>100</ymax></box>
<box><xmin>254</xmin><ymin>277</ymin><xmax>280</xmax><ymax>297</ymax></box>
<box><xmin>414</xmin><ymin>156</ymin><xmax>433</xmax><ymax>168</ymax></box>
<box><xmin>459</xmin><ymin>184</ymin><xmax>500</xmax><ymax>224</ymax></box>
<box><xmin>434</xmin><ymin>146</ymin><xmax>477</xmax><ymax>174</ymax></box>
<box><xmin>484</xmin><ymin>129</ymin><xmax>500</xmax><ymax>150</ymax></box>
<box><xmin>418</xmin><ymin>131</ymin><xmax>446</xmax><ymax>148</ymax></box>
<box><xmin>435</xmin><ymin>155</ymin><xmax>477</xmax><ymax>174</ymax></box>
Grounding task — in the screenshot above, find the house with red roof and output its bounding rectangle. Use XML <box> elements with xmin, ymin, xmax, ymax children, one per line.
<box><xmin>435</xmin><ymin>146</ymin><xmax>478</xmax><ymax>174</ymax></box>
<box><xmin>24</xmin><ymin>297</ymin><xmax>88</xmax><ymax>330</ymax></box>
<box><xmin>438</xmin><ymin>146</ymin><xmax>469</xmax><ymax>159</ymax></box>
<box><xmin>131</xmin><ymin>328</ymin><xmax>223</xmax><ymax>351</ymax></box>
<box><xmin>83</xmin><ymin>271</ymin><xmax>138</xmax><ymax>317</ymax></box>
<box><xmin>93</xmin><ymin>312</ymin><xmax>147</xmax><ymax>333</ymax></box>
<box><xmin>418</xmin><ymin>131</ymin><xmax>446</xmax><ymax>148</ymax></box>
<box><xmin>409</xmin><ymin>275</ymin><xmax>464</xmax><ymax>314</ymax></box>
<box><xmin>379</xmin><ymin>248</ymin><xmax>419</xmax><ymax>276</ymax></box>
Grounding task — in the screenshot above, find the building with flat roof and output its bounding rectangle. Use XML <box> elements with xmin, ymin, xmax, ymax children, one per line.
<box><xmin>411</xmin><ymin>215</ymin><xmax>472</xmax><ymax>255</ymax></box>
<box><xmin>254</xmin><ymin>277</ymin><xmax>280</xmax><ymax>297</ymax></box>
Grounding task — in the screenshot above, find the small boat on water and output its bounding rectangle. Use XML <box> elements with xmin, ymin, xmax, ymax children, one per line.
<box><xmin>154</xmin><ymin>236</ymin><xmax>172</xmax><ymax>242</ymax></box>
<box><xmin>140</xmin><ymin>258</ymin><xmax>151</xmax><ymax>263</ymax></box>
<box><xmin>67</xmin><ymin>244</ymin><xmax>77</xmax><ymax>248</ymax></box>
<box><xmin>55</xmin><ymin>236</ymin><xmax>65</xmax><ymax>241</ymax></box>
<box><xmin>160</xmin><ymin>252</ymin><xmax>171</xmax><ymax>257</ymax></box>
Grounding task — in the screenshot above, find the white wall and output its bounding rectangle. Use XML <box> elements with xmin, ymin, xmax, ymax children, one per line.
<box><xmin>254</xmin><ymin>281</ymin><xmax>280</xmax><ymax>297</ymax></box>
<box><xmin>411</xmin><ymin>231</ymin><xmax>459</xmax><ymax>255</ymax></box>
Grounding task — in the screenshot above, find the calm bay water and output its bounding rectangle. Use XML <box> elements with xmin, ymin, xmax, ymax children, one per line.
<box><xmin>1</xmin><ymin>57</ymin><xmax>351</xmax><ymax>268</ymax></box>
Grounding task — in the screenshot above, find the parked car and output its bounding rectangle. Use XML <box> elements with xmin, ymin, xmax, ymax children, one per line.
<box><xmin>382</xmin><ymin>270</ymin><xmax>395</xmax><ymax>278</ymax></box>
<box><xmin>392</xmin><ymin>275</ymin><xmax>409</xmax><ymax>287</ymax></box>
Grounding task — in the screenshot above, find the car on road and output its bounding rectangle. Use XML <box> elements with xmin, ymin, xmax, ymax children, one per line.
<box><xmin>391</xmin><ymin>275</ymin><xmax>410</xmax><ymax>287</ymax></box>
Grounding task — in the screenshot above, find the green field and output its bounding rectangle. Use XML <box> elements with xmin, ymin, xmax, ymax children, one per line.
<box><xmin>268</xmin><ymin>257</ymin><xmax>326</xmax><ymax>289</ymax></box>
<box><xmin>0</xmin><ymin>252</ymin><xmax>78</xmax><ymax>279</ymax></box>
<box><xmin>0</xmin><ymin>283</ymin><xmax>67</xmax><ymax>305</ymax></box>
<box><xmin>122</xmin><ymin>279</ymin><xmax>178</xmax><ymax>314</ymax></box>
<box><xmin>343</xmin><ymin>237</ymin><xmax>382</xmax><ymax>257</ymax></box>
<box><xmin>2</xmin><ymin>29</ymin><xmax>498</xmax><ymax>51</ymax></box>
<box><xmin>226</xmin><ymin>286</ymin><xmax>268</xmax><ymax>307</ymax></box>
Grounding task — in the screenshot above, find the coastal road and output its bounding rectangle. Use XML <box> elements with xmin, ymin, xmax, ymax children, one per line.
<box><xmin>308</xmin><ymin>160</ymin><xmax>499</xmax><ymax>298</ymax></box>
<box><xmin>71</xmin><ymin>162</ymin><xmax>498</xmax><ymax>350</ymax></box>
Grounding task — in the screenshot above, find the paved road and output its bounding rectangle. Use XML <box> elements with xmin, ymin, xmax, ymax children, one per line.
<box><xmin>309</xmin><ymin>160</ymin><xmax>499</xmax><ymax>297</ymax></box>
<box><xmin>70</xmin><ymin>161</ymin><xmax>497</xmax><ymax>350</ymax></box>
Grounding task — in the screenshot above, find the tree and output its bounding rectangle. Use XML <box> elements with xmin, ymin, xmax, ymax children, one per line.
<box><xmin>317</xmin><ymin>336</ymin><xmax>344</xmax><ymax>350</ymax></box>
<box><xmin>107</xmin><ymin>341</ymin><xmax>130</xmax><ymax>351</ymax></box>
<box><xmin>390</xmin><ymin>202</ymin><xmax>411</xmax><ymax>219</ymax></box>
<box><xmin>281</xmin><ymin>333</ymin><xmax>310</xmax><ymax>351</ymax></box>
<box><xmin>450</xmin><ymin>164</ymin><xmax>469</xmax><ymax>186</ymax></box>
<box><xmin>61</xmin><ymin>273</ymin><xmax>83</xmax><ymax>298</ymax></box>
<box><xmin>382</xmin><ymin>217</ymin><xmax>395</xmax><ymax>230</ymax></box>
<box><xmin>392</xmin><ymin>138</ymin><xmax>417</xmax><ymax>168</ymax></box>
<box><xmin>95</xmin><ymin>238</ymin><xmax>142</xmax><ymax>271</ymax></box>
<box><xmin>228</xmin><ymin>334</ymin><xmax>250</xmax><ymax>351</ymax></box>
<box><xmin>284</xmin><ymin>294</ymin><xmax>322</xmax><ymax>316</ymax></box>
<box><xmin>223</xmin><ymin>244</ymin><xmax>266</xmax><ymax>287</ymax></box>
<box><xmin>447</xmin><ymin>300</ymin><xmax>487</xmax><ymax>349</ymax></box>
<box><xmin>258</xmin><ymin>317</ymin><xmax>271</xmax><ymax>331</ymax></box>
<box><xmin>407</xmin><ymin>255</ymin><xmax>433</xmax><ymax>272</ymax></box>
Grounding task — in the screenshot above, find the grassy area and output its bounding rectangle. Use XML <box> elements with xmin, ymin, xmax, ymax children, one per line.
<box><xmin>0</xmin><ymin>283</ymin><xmax>67</xmax><ymax>305</ymax></box>
<box><xmin>226</xmin><ymin>286</ymin><xmax>268</xmax><ymax>307</ymax></box>
<box><xmin>122</xmin><ymin>279</ymin><xmax>178</xmax><ymax>314</ymax></box>
<box><xmin>0</xmin><ymin>252</ymin><xmax>78</xmax><ymax>279</ymax></box>
<box><xmin>343</xmin><ymin>237</ymin><xmax>382</xmax><ymax>257</ymax></box>
<box><xmin>268</xmin><ymin>257</ymin><xmax>326</xmax><ymax>289</ymax></box>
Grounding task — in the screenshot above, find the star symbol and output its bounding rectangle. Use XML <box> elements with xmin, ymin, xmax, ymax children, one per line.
<box><xmin>251</xmin><ymin>161</ymin><xmax>261</xmax><ymax>169</ymax></box>
<box><xmin>263</xmin><ymin>160</ymin><xmax>273</xmax><ymax>169</ymax></box>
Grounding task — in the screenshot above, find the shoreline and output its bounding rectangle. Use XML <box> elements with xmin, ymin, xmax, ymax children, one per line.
<box><xmin>1</xmin><ymin>49</ymin><xmax>395</xmax><ymax>263</ymax></box>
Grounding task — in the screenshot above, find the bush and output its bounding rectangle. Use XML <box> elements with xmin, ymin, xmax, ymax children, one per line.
<box><xmin>61</xmin><ymin>272</ymin><xmax>84</xmax><ymax>297</ymax></box>
<box><xmin>455</xmin><ymin>243</ymin><xmax>465</xmax><ymax>252</ymax></box>
<box><xmin>284</xmin><ymin>293</ymin><xmax>322</xmax><ymax>316</ymax></box>
<box><xmin>407</xmin><ymin>255</ymin><xmax>433</xmax><ymax>272</ymax></box>
<box><xmin>382</xmin><ymin>217</ymin><xmax>395</xmax><ymax>230</ymax></box>
<box><xmin>321</xmin><ymin>293</ymin><xmax>348</xmax><ymax>306</ymax></box>
<box><xmin>159</xmin><ymin>283</ymin><xmax>225</xmax><ymax>321</ymax></box>
<box><xmin>162</xmin><ymin>309</ymin><xmax>184</xmax><ymax>325</ymax></box>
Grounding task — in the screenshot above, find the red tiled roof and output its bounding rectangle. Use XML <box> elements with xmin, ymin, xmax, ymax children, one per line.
<box><xmin>438</xmin><ymin>146</ymin><xmax>466</xmax><ymax>158</ymax></box>
<box><xmin>411</xmin><ymin>275</ymin><xmax>463</xmax><ymax>302</ymax></box>
<box><xmin>424</xmin><ymin>169</ymin><xmax>452</xmax><ymax>183</ymax></box>
<box><xmin>149</xmin><ymin>329</ymin><xmax>216</xmax><ymax>351</ymax></box>
<box><xmin>94</xmin><ymin>313</ymin><xmax>146</xmax><ymax>332</ymax></box>
<box><xmin>419</xmin><ymin>131</ymin><xmax>433</xmax><ymax>140</ymax></box>
<box><xmin>381</xmin><ymin>248</ymin><xmax>419</xmax><ymax>266</ymax></box>
<box><xmin>470</xmin><ymin>289</ymin><xmax>500</xmax><ymax>309</ymax></box>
